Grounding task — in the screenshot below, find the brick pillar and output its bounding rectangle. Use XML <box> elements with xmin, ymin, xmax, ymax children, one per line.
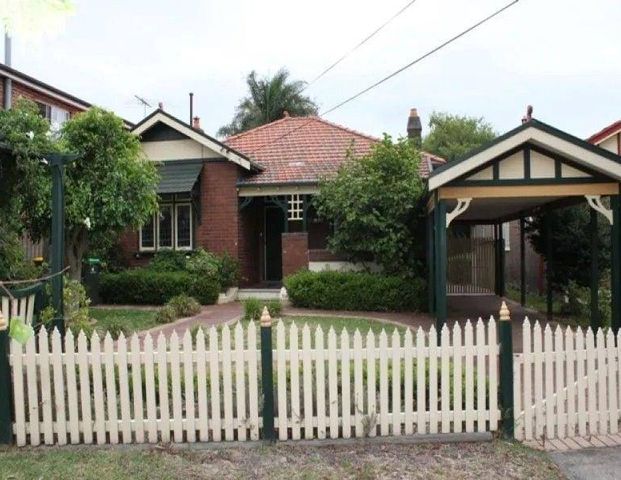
<box><xmin>282</xmin><ymin>232</ymin><xmax>309</xmax><ymax>278</ymax></box>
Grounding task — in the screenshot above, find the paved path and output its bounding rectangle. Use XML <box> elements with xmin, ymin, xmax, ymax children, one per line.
<box><xmin>549</xmin><ymin>445</ymin><xmax>621</xmax><ymax>479</ymax></box>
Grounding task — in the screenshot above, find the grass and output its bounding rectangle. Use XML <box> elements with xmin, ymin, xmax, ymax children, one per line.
<box><xmin>90</xmin><ymin>308</ymin><xmax>159</xmax><ymax>334</ymax></box>
<box><xmin>0</xmin><ymin>440</ymin><xmax>564</xmax><ymax>480</ymax></box>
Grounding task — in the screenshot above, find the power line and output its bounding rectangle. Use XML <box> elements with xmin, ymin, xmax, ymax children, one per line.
<box><xmin>322</xmin><ymin>0</ymin><xmax>520</xmax><ymax>116</ymax></box>
<box><xmin>249</xmin><ymin>0</ymin><xmax>519</xmax><ymax>154</ymax></box>
<box><xmin>303</xmin><ymin>0</ymin><xmax>419</xmax><ymax>91</ymax></box>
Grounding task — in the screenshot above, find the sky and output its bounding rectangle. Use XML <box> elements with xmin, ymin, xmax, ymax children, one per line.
<box><xmin>4</xmin><ymin>0</ymin><xmax>621</xmax><ymax>140</ymax></box>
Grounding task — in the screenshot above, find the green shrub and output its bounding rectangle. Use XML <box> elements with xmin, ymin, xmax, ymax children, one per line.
<box><xmin>155</xmin><ymin>304</ymin><xmax>178</xmax><ymax>324</ymax></box>
<box><xmin>168</xmin><ymin>294</ymin><xmax>201</xmax><ymax>317</ymax></box>
<box><xmin>41</xmin><ymin>277</ymin><xmax>92</xmax><ymax>332</ymax></box>
<box><xmin>218</xmin><ymin>252</ymin><xmax>240</xmax><ymax>288</ymax></box>
<box><xmin>243</xmin><ymin>298</ymin><xmax>282</xmax><ymax>321</ymax></box>
<box><xmin>560</xmin><ymin>279</ymin><xmax>611</xmax><ymax>328</ymax></box>
<box><xmin>284</xmin><ymin>270</ymin><xmax>426</xmax><ymax>312</ymax></box>
<box><xmin>101</xmin><ymin>319</ymin><xmax>129</xmax><ymax>339</ymax></box>
<box><xmin>100</xmin><ymin>269</ymin><xmax>219</xmax><ymax>305</ymax></box>
<box><xmin>187</xmin><ymin>248</ymin><xmax>240</xmax><ymax>290</ymax></box>
<box><xmin>149</xmin><ymin>250</ymin><xmax>188</xmax><ymax>272</ymax></box>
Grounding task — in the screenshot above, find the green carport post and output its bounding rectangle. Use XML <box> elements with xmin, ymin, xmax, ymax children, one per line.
<box><xmin>590</xmin><ymin>209</ymin><xmax>600</xmax><ymax>331</ymax></box>
<box><xmin>434</xmin><ymin>199</ymin><xmax>447</xmax><ymax>335</ymax></box>
<box><xmin>427</xmin><ymin>212</ymin><xmax>435</xmax><ymax>315</ymax></box>
<box><xmin>544</xmin><ymin>213</ymin><xmax>553</xmax><ymax>322</ymax></box>
<box><xmin>611</xmin><ymin>191</ymin><xmax>621</xmax><ymax>336</ymax></box>
<box><xmin>519</xmin><ymin>216</ymin><xmax>526</xmax><ymax>307</ymax></box>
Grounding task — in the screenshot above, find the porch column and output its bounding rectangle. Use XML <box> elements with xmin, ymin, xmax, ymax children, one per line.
<box><xmin>434</xmin><ymin>199</ymin><xmax>447</xmax><ymax>332</ymax></box>
<box><xmin>498</xmin><ymin>223</ymin><xmax>505</xmax><ymax>297</ymax></box>
<box><xmin>544</xmin><ymin>213</ymin><xmax>553</xmax><ymax>322</ymax></box>
<box><xmin>520</xmin><ymin>216</ymin><xmax>526</xmax><ymax>306</ymax></box>
<box><xmin>590</xmin><ymin>209</ymin><xmax>600</xmax><ymax>331</ymax></box>
<box><xmin>427</xmin><ymin>212</ymin><xmax>435</xmax><ymax>314</ymax></box>
<box><xmin>611</xmin><ymin>192</ymin><xmax>621</xmax><ymax>335</ymax></box>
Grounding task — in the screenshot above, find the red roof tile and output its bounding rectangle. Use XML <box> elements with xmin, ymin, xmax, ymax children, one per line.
<box><xmin>588</xmin><ymin>119</ymin><xmax>621</xmax><ymax>145</ymax></box>
<box><xmin>225</xmin><ymin>116</ymin><xmax>445</xmax><ymax>184</ymax></box>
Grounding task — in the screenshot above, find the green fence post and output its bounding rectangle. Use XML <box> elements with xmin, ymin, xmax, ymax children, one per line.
<box><xmin>0</xmin><ymin>309</ymin><xmax>13</xmax><ymax>444</ymax></box>
<box><xmin>498</xmin><ymin>301</ymin><xmax>514</xmax><ymax>438</ymax></box>
<box><xmin>260</xmin><ymin>306</ymin><xmax>276</xmax><ymax>442</ymax></box>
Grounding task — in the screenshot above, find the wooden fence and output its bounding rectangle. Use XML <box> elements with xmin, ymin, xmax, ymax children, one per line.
<box><xmin>447</xmin><ymin>237</ymin><xmax>495</xmax><ymax>295</ymax></box>
<box><xmin>513</xmin><ymin>319</ymin><xmax>621</xmax><ymax>442</ymax></box>
<box><xmin>9</xmin><ymin>319</ymin><xmax>500</xmax><ymax>446</ymax></box>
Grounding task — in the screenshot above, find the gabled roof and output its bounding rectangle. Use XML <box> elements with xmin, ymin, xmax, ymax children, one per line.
<box><xmin>225</xmin><ymin>115</ymin><xmax>444</xmax><ymax>185</ymax></box>
<box><xmin>588</xmin><ymin>119</ymin><xmax>621</xmax><ymax>145</ymax></box>
<box><xmin>132</xmin><ymin>109</ymin><xmax>262</xmax><ymax>171</ymax></box>
<box><xmin>428</xmin><ymin>118</ymin><xmax>621</xmax><ymax>191</ymax></box>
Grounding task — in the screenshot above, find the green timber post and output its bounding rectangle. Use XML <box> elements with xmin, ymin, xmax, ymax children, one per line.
<box><xmin>611</xmin><ymin>192</ymin><xmax>621</xmax><ymax>336</ymax></box>
<box><xmin>498</xmin><ymin>223</ymin><xmax>505</xmax><ymax>297</ymax></box>
<box><xmin>544</xmin><ymin>213</ymin><xmax>553</xmax><ymax>322</ymax></box>
<box><xmin>519</xmin><ymin>216</ymin><xmax>526</xmax><ymax>306</ymax></box>
<box><xmin>427</xmin><ymin>211</ymin><xmax>435</xmax><ymax>314</ymax></box>
<box><xmin>590</xmin><ymin>209</ymin><xmax>600</xmax><ymax>331</ymax></box>
<box><xmin>260</xmin><ymin>306</ymin><xmax>276</xmax><ymax>441</ymax></box>
<box><xmin>498</xmin><ymin>301</ymin><xmax>514</xmax><ymax>438</ymax></box>
<box><xmin>0</xmin><ymin>314</ymin><xmax>11</xmax><ymax>444</ymax></box>
<box><xmin>50</xmin><ymin>154</ymin><xmax>66</xmax><ymax>337</ymax></box>
<box><xmin>434</xmin><ymin>199</ymin><xmax>447</xmax><ymax>334</ymax></box>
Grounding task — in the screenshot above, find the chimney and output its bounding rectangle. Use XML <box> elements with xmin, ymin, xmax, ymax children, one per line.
<box><xmin>283</xmin><ymin>110</ymin><xmax>290</xmax><ymax>118</ymax></box>
<box><xmin>192</xmin><ymin>116</ymin><xmax>201</xmax><ymax>130</ymax></box>
<box><xmin>521</xmin><ymin>105</ymin><xmax>533</xmax><ymax>124</ymax></box>
<box><xmin>407</xmin><ymin>108</ymin><xmax>422</xmax><ymax>145</ymax></box>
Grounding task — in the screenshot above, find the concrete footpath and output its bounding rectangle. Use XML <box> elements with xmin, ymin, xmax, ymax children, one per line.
<box><xmin>549</xmin><ymin>446</ymin><xmax>621</xmax><ymax>480</ymax></box>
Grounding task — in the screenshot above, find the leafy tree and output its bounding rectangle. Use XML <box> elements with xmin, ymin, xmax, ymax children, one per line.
<box><xmin>218</xmin><ymin>68</ymin><xmax>318</xmax><ymax>137</ymax></box>
<box><xmin>54</xmin><ymin>108</ymin><xmax>159</xmax><ymax>279</ymax></box>
<box><xmin>422</xmin><ymin>112</ymin><xmax>496</xmax><ymax>161</ymax></box>
<box><xmin>314</xmin><ymin>135</ymin><xmax>426</xmax><ymax>276</ymax></box>
<box><xmin>526</xmin><ymin>204</ymin><xmax>610</xmax><ymax>290</ymax></box>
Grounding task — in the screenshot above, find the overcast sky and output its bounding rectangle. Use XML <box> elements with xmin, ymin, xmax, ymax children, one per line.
<box><xmin>4</xmin><ymin>0</ymin><xmax>621</xmax><ymax>140</ymax></box>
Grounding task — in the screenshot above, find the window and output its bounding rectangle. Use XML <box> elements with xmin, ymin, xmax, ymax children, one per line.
<box><xmin>139</xmin><ymin>199</ymin><xmax>193</xmax><ymax>252</ymax></box>
<box><xmin>36</xmin><ymin>102</ymin><xmax>70</xmax><ymax>131</ymax></box>
<box><xmin>288</xmin><ymin>194</ymin><xmax>303</xmax><ymax>221</ymax></box>
<box><xmin>139</xmin><ymin>215</ymin><xmax>156</xmax><ymax>251</ymax></box>
<box><xmin>158</xmin><ymin>205</ymin><xmax>173</xmax><ymax>248</ymax></box>
<box><xmin>175</xmin><ymin>204</ymin><xmax>192</xmax><ymax>250</ymax></box>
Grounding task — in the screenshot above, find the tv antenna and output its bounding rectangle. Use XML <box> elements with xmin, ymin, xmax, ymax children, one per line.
<box><xmin>134</xmin><ymin>95</ymin><xmax>152</xmax><ymax>117</ymax></box>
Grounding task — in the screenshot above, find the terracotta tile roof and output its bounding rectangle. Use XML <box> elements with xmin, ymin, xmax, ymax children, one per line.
<box><xmin>588</xmin><ymin>119</ymin><xmax>621</xmax><ymax>145</ymax></box>
<box><xmin>225</xmin><ymin>116</ymin><xmax>444</xmax><ymax>185</ymax></box>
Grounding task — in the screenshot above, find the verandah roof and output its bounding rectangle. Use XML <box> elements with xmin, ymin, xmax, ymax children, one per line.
<box><xmin>156</xmin><ymin>160</ymin><xmax>203</xmax><ymax>194</ymax></box>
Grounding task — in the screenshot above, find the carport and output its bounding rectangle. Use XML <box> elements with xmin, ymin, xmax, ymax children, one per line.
<box><xmin>426</xmin><ymin>118</ymin><xmax>621</xmax><ymax>333</ymax></box>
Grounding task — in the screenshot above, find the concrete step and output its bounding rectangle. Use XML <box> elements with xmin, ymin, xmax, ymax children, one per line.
<box><xmin>238</xmin><ymin>288</ymin><xmax>282</xmax><ymax>300</ymax></box>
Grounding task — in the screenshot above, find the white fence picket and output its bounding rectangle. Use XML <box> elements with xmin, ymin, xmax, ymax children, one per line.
<box><xmin>117</xmin><ymin>333</ymin><xmax>132</xmax><ymax>444</ymax></box>
<box><xmin>353</xmin><ymin>329</ymin><xmax>364</xmax><ymax>438</ymax></box>
<box><xmin>554</xmin><ymin>326</ymin><xmax>565</xmax><ymax>439</ymax></box>
<box><xmin>302</xmin><ymin>324</ymin><xmax>313</xmax><ymax>439</ymax></box>
<box><xmin>586</xmin><ymin>328</ymin><xmax>597</xmax><ymax>436</ymax></box>
<box><xmin>476</xmin><ymin>319</ymin><xmax>486</xmax><ymax>433</ymax></box>
<box><xmin>464</xmin><ymin>321</ymin><xmax>474</xmax><ymax>433</ymax></box>
<box><xmin>130</xmin><ymin>333</ymin><xmax>145</xmax><ymax>444</ymax></box>
<box><xmin>533</xmin><ymin>321</ymin><xmax>544</xmax><ymax>439</ymax></box>
<box><xmin>404</xmin><ymin>328</ymin><xmax>414</xmax><ymax>435</ymax></box>
<box><xmin>327</xmin><ymin>327</ymin><xmax>339</xmax><ymax>439</ymax></box>
<box><xmin>428</xmin><ymin>326</ymin><xmax>438</xmax><ymax>434</ymax></box>
<box><xmin>488</xmin><ymin>318</ymin><xmax>498</xmax><ymax>432</ymax></box>
<box><xmin>169</xmin><ymin>332</ymin><xmax>183</xmax><ymax>443</ymax></box>
<box><xmin>104</xmin><ymin>333</ymin><xmax>119</xmax><ymax>445</ymax></box>
<box><xmin>247</xmin><ymin>322</ymin><xmax>259</xmax><ymax>441</ymax></box>
<box><xmin>10</xmin><ymin>339</ymin><xmax>25</xmax><ymax>446</ymax></box>
<box><xmin>379</xmin><ymin>330</ymin><xmax>389</xmax><ymax>436</ymax></box>
<box><xmin>276</xmin><ymin>321</ymin><xmax>287</xmax><ymax>441</ymax></box>
<box><xmin>195</xmin><ymin>328</ymin><xmax>209</xmax><ymax>442</ymax></box>
<box><xmin>234</xmin><ymin>323</ymin><xmax>246</xmax><ymax>441</ymax></box>
<box><xmin>607</xmin><ymin>329</ymin><xmax>618</xmax><ymax>435</ymax></box>
<box><xmin>440</xmin><ymin>325</ymin><xmax>450</xmax><ymax>434</ymax></box>
<box><xmin>157</xmin><ymin>333</ymin><xmax>170</xmax><ymax>443</ymax></box>
<box><xmin>25</xmin><ymin>328</ymin><xmax>40</xmax><ymax>446</ymax></box>
<box><xmin>391</xmin><ymin>329</ymin><xmax>401</xmax><ymax>436</ymax></box>
<box><xmin>596</xmin><ymin>329</ymin><xmax>608</xmax><ymax>436</ymax></box>
<box><xmin>341</xmin><ymin>328</ymin><xmax>352</xmax><ymax>439</ymax></box>
<box><xmin>565</xmin><ymin>326</ymin><xmax>576</xmax><ymax>438</ymax></box>
<box><xmin>143</xmin><ymin>334</ymin><xmax>158</xmax><ymax>443</ymax></box>
<box><xmin>183</xmin><ymin>330</ymin><xmax>196</xmax><ymax>442</ymax></box>
<box><xmin>51</xmin><ymin>329</ymin><xmax>67</xmax><ymax>445</ymax></box>
<box><xmin>315</xmin><ymin>326</ymin><xmax>327</xmax><ymax>439</ymax></box>
<box><xmin>289</xmin><ymin>322</ymin><xmax>300</xmax><ymax>440</ymax></box>
<box><xmin>576</xmin><ymin>327</ymin><xmax>587</xmax><ymax>437</ymax></box>
<box><xmin>366</xmin><ymin>330</ymin><xmax>377</xmax><ymax>438</ymax></box>
<box><xmin>64</xmin><ymin>330</ymin><xmax>80</xmax><ymax>444</ymax></box>
<box><xmin>452</xmin><ymin>323</ymin><xmax>463</xmax><ymax>434</ymax></box>
<box><xmin>77</xmin><ymin>331</ymin><xmax>92</xmax><ymax>444</ymax></box>
<box><xmin>38</xmin><ymin>328</ymin><xmax>54</xmax><ymax>445</ymax></box>
<box><xmin>209</xmin><ymin>326</ymin><xmax>221</xmax><ymax>442</ymax></box>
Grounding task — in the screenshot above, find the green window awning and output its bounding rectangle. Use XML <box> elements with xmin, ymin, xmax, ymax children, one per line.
<box><xmin>157</xmin><ymin>160</ymin><xmax>203</xmax><ymax>194</ymax></box>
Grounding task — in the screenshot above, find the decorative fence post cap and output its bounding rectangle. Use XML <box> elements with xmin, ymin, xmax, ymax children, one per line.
<box><xmin>499</xmin><ymin>301</ymin><xmax>510</xmax><ymax>322</ymax></box>
<box><xmin>260</xmin><ymin>306</ymin><xmax>272</xmax><ymax>327</ymax></box>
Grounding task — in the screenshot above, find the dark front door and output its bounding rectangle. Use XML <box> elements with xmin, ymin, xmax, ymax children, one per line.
<box><xmin>265</xmin><ymin>206</ymin><xmax>285</xmax><ymax>281</ymax></box>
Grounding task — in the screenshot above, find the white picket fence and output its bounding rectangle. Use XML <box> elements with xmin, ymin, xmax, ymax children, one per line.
<box><xmin>10</xmin><ymin>319</ymin><xmax>500</xmax><ymax>446</ymax></box>
<box><xmin>514</xmin><ymin>319</ymin><xmax>621</xmax><ymax>441</ymax></box>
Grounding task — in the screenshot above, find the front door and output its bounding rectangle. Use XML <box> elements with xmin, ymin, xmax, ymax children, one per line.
<box><xmin>264</xmin><ymin>206</ymin><xmax>285</xmax><ymax>282</ymax></box>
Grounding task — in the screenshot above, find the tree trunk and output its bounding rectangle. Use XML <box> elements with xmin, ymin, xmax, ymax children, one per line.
<box><xmin>66</xmin><ymin>228</ymin><xmax>88</xmax><ymax>281</ymax></box>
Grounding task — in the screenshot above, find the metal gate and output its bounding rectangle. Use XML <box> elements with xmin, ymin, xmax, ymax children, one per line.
<box><xmin>447</xmin><ymin>236</ymin><xmax>495</xmax><ymax>295</ymax></box>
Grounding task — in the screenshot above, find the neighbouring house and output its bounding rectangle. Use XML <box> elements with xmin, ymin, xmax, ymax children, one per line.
<box><xmin>118</xmin><ymin>108</ymin><xmax>445</xmax><ymax>286</ymax></box>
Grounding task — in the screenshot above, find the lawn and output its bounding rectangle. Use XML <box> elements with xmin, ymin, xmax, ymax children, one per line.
<box><xmin>0</xmin><ymin>440</ymin><xmax>564</xmax><ymax>480</ymax></box>
<box><xmin>90</xmin><ymin>308</ymin><xmax>159</xmax><ymax>334</ymax></box>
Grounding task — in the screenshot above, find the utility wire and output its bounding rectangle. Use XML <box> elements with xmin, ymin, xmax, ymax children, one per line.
<box><xmin>249</xmin><ymin>0</ymin><xmax>519</xmax><ymax>154</ymax></box>
<box><xmin>322</xmin><ymin>0</ymin><xmax>519</xmax><ymax>115</ymax></box>
<box><xmin>303</xmin><ymin>0</ymin><xmax>419</xmax><ymax>91</ymax></box>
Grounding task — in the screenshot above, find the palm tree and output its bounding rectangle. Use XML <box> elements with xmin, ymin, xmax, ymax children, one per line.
<box><xmin>218</xmin><ymin>69</ymin><xmax>318</xmax><ymax>137</ymax></box>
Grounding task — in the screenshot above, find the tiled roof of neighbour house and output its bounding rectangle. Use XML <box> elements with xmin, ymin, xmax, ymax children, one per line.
<box><xmin>224</xmin><ymin>115</ymin><xmax>445</xmax><ymax>185</ymax></box>
<box><xmin>588</xmin><ymin>119</ymin><xmax>621</xmax><ymax>144</ymax></box>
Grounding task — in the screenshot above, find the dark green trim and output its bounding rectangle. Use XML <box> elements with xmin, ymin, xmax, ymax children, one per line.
<box><xmin>554</xmin><ymin>159</ymin><xmax>562</xmax><ymax>179</ymax></box>
<box><xmin>499</xmin><ymin>318</ymin><xmax>514</xmax><ymax>438</ymax></box>
<box><xmin>434</xmin><ymin>200</ymin><xmax>447</xmax><ymax>334</ymax></box>
<box><xmin>451</xmin><ymin>177</ymin><xmax>611</xmax><ymax>187</ymax></box>
<box><xmin>544</xmin><ymin>213</ymin><xmax>553</xmax><ymax>322</ymax></box>
<box><xmin>452</xmin><ymin>145</ymin><xmax>524</xmax><ymax>183</ymax></box>
<box><xmin>520</xmin><ymin>217</ymin><xmax>526</xmax><ymax>306</ymax></box>
<box><xmin>140</xmin><ymin>122</ymin><xmax>189</xmax><ymax>142</ymax></box>
<box><xmin>260</xmin><ymin>324</ymin><xmax>275</xmax><ymax>441</ymax></box>
<box><xmin>611</xmin><ymin>193</ymin><xmax>621</xmax><ymax>335</ymax></box>
<box><xmin>590</xmin><ymin>209</ymin><xmax>600</xmax><ymax>331</ymax></box>
<box><xmin>524</xmin><ymin>147</ymin><xmax>531</xmax><ymax>179</ymax></box>
<box><xmin>528</xmin><ymin>143</ymin><xmax>605</xmax><ymax>179</ymax></box>
<box><xmin>0</xmin><ymin>331</ymin><xmax>13</xmax><ymax>444</ymax></box>
<box><xmin>492</xmin><ymin>162</ymin><xmax>499</xmax><ymax>180</ymax></box>
<box><xmin>429</xmin><ymin>118</ymin><xmax>621</xmax><ymax>181</ymax></box>
<box><xmin>427</xmin><ymin>212</ymin><xmax>435</xmax><ymax>314</ymax></box>
<box><xmin>239</xmin><ymin>196</ymin><xmax>253</xmax><ymax>211</ymax></box>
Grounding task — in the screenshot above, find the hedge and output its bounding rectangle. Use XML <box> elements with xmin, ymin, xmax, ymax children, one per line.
<box><xmin>284</xmin><ymin>270</ymin><xmax>426</xmax><ymax>312</ymax></box>
<box><xmin>100</xmin><ymin>270</ymin><xmax>219</xmax><ymax>305</ymax></box>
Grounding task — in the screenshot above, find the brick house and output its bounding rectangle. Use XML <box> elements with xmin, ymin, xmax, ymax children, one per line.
<box><xmin>119</xmin><ymin>108</ymin><xmax>445</xmax><ymax>287</ymax></box>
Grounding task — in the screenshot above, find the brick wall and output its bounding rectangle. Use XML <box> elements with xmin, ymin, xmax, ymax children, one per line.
<box><xmin>282</xmin><ymin>232</ymin><xmax>309</xmax><ymax>277</ymax></box>
<box><xmin>117</xmin><ymin>230</ymin><xmax>150</xmax><ymax>268</ymax></box>
<box><xmin>0</xmin><ymin>76</ymin><xmax>85</xmax><ymax>115</ymax></box>
<box><xmin>197</xmin><ymin>161</ymin><xmax>241</xmax><ymax>258</ymax></box>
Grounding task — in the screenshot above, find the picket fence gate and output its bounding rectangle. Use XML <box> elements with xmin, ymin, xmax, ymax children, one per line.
<box><xmin>9</xmin><ymin>318</ymin><xmax>501</xmax><ymax>446</ymax></box>
<box><xmin>513</xmin><ymin>319</ymin><xmax>621</xmax><ymax>442</ymax></box>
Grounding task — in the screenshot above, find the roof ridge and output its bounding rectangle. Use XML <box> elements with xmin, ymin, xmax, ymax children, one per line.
<box><xmin>224</xmin><ymin>116</ymin><xmax>294</xmax><ymax>142</ymax></box>
<box><xmin>310</xmin><ymin>116</ymin><xmax>380</xmax><ymax>142</ymax></box>
<box><xmin>587</xmin><ymin>119</ymin><xmax>621</xmax><ymax>144</ymax></box>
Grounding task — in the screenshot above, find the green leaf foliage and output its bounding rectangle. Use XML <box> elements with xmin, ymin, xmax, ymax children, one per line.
<box><xmin>218</xmin><ymin>68</ymin><xmax>318</xmax><ymax>137</ymax></box>
<box><xmin>422</xmin><ymin>111</ymin><xmax>496</xmax><ymax>162</ymax></box>
<box><xmin>314</xmin><ymin>135</ymin><xmax>425</xmax><ymax>276</ymax></box>
<box><xmin>284</xmin><ymin>270</ymin><xmax>426</xmax><ymax>312</ymax></box>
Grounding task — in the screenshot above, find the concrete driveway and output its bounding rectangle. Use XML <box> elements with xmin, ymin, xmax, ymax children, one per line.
<box><xmin>550</xmin><ymin>446</ymin><xmax>621</xmax><ymax>480</ymax></box>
